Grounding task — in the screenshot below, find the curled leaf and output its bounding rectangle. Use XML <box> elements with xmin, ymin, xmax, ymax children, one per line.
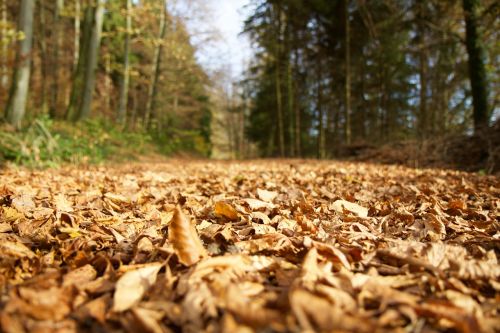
<box><xmin>169</xmin><ymin>206</ymin><xmax>208</xmax><ymax>266</ymax></box>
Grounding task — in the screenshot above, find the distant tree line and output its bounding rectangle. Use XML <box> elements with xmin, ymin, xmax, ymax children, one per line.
<box><xmin>241</xmin><ymin>0</ymin><xmax>498</xmax><ymax>158</ymax></box>
<box><xmin>1</xmin><ymin>0</ymin><xmax>212</xmax><ymax>154</ymax></box>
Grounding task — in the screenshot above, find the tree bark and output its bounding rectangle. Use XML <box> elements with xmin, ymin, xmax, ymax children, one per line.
<box><xmin>66</xmin><ymin>0</ymin><xmax>104</xmax><ymax>122</ymax></box>
<box><xmin>462</xmin><ymin>0</ymin><xmax>490</xmax><ymax>133</ymax></box>
<box><xmin>49</xmin><ymin>0</ymin><xmax>64</xmax><ymax>118</ymax></box>
<box><xmin>79</xmin><ymin>0</ymin><xmax>104</xmax><ymax>120</ymax></box>
<box><xmin>417</xmin><ymin>2</ymin><xmax>428</xmax><ymax>139</ymax></box>
<box><xmin>5</xmin><ymin>0</ymin><xmax>35</xmax><ymax>128</ymax></box>
<box><xmin>37</xmin><ymin>0</ymin><xmax>48</xmax><ymax>114</ymax></box>
<box><xmin>344</xmin><ymin>0</ymin><xmax>352</xmax><ymax>145</ymax></box>
<box><xmin>317</xmin><ymin>59</ymin><xmax>325</xmax><ymax>159</ymax></box>
<box><xmin>293</xmin><ymin>41</ymin><xmax>301</xmax><ymax>157</ymax></box>
<box><xmin>1</xmin><ymin>0</ymin><xmax>9</xmax><ymax>89</ymax></box>
<box><xmin>274</xmin><ymin>3</ymin><xmax>285</xmax><ymax>157</ymax></box>
<box><xmin>74</xmin><ymin>0</ymin><xmax>80</xmax><ymax>71</ymax></box>
<box><xmin>117</xmin><ymin>0</ymin><xmax>132</xmax><ymax>125</ymax></box>
<box><xmin>144</xmin><ymin>0</ymin><xmax>167</xmax><ymax>129</ymax></box>
<box><xmin>285</xmin><ymin>14</ymin><xmax>294</xmax><ymax>157</ymax></box>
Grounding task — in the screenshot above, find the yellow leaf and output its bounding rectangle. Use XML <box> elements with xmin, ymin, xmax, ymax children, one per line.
<box><xmin>1</xmin><ymin>206</ymin><xmax>24</xmax><ymax>223</ymax></box>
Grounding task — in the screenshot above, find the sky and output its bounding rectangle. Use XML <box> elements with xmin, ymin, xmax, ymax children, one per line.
<box><xmin>175</xmin><ymin>0</ymin><xmax>253</xmax><ymax>80</ymax></box>
<box><xmin>207</xmin><ymin>0</ymin><xmax>252</xmax><ymax>77</ymax></box>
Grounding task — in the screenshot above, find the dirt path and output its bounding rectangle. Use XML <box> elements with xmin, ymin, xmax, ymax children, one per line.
<box><xmin>0</xmin><ymin>160</ymin><xmax>498</xmax><ymax>332</ymax></box>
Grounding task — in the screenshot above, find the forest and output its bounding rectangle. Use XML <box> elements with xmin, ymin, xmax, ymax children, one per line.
<box><xmin>0</xmin><ymin>0</ymin><xmax>498</xmax><ymax>167</ymax></box>
<box><xmin>0</xmin><ymin>1</ymin><xmax>499</xmax><ymax>333</ymax></box>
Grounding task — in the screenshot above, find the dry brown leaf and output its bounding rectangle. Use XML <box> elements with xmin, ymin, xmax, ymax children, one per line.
<box><xmin>303</xmin><ymin>236</ymin><xmax>350</xmax><ymax>270</ymax></box>
<box><xmin>423</xmin><ymin>213</ymin><xmax>447</xmax><ymax>240</ymax></box>
<box><xmin>243</xmin><ymin>198</ymin><xmax>275</xmax><ymax>210</ymax></box>
<box><xmin>113</xmin><ymin>263</ymin><xmax>163</xmax><ymax>312</ymax></box>
<box><xmin>54</xmin><ymin>193</ymin><xmax>73</xmax><ymax>212</ymax></box>
<box><xmin>16</xmin><ymin>286</ymin><xmax>72</xmax><ymax>321</ymax></box>
<box><xmin>0</xmin><ymin>239</ymin><xmax>35</xmax><ymax>259</ymax></box>
<box><xmin>0</xmin><ymin>160</ymin><xmax>497</xmax><ymax>332</ymax></box>
<box><xmin>290</xmin><ymin>288</ymin><xmax>373</xmax><ymax>332</ymax></box>
<box><xmin>214</xmin><ymin>201</ymin><xmax>239</xmax><ymax>221</ymax></box>
<box><xmin>169</xmin><ymin>206</ymin><xmax>208</xmax><ymax>266</ymax></box>
<box><xmin>74</xmin><ymin>294</ymin><xmax>110</xmax><ymax>324</ymax></box>
<box><xmin>256</xmin><ymin>189</ymin><xmax>278</xmax><ymax>202</ymax></box>
<box><xmin>131</xmin><ymin>307</ymin><xmax>165</xmax><ymax>333</ymax></box>
<box><xmin>62</xmin><ymin>264</ymin><xmax>97</xmax><ymax>288</ymax></box>
<box><xmin>330</xmin><ymin>200</ymin><xmax>368</xmax><ymax>217</ymax></box>
<box><xmin>11</xmin><ymin>194</ymin><xmax>36</xmax><ymax>213</ymax></box>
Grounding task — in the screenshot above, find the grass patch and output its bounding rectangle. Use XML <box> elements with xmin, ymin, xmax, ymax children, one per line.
<box><xmin>0</xmin><ymin>117</ymin><xmax>154</xmax><ymax>168</ymax></box>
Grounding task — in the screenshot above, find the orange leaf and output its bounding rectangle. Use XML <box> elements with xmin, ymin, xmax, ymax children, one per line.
<box><xmin>169</xmin><ymin>206</ymin><xmax>207</xmax><ymax>266</ymax></box>
<box><xmin>214</xmin><ymin>201</ymin><xmax>239</xmax><ymax>221</ymax></box>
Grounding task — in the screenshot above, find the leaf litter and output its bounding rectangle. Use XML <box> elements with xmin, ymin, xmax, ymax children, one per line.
<box><xmin>0</xmin><ymin>160</ymin><xmax>498</xmax><ymax>332</ymax></box>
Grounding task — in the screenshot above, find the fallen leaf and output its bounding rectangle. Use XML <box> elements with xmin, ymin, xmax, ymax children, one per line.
<box><xmin>1</xmin><ymin>206</ymin><xmax>24</xmax><ymax>223</ymax></box>
<box><xmin>54</xmin><ymin>194</ymin><xmax>73</xmax><ymax>212</ymax></box>
<box><xmin>214</xmin><ymin>201</ymin><xmax>239</xmax><ymax>221</ymax></box>
<box><xmin>169</xmin><ymin>206</ymin><xmax>208</xmax><ymax>266</ymax></box>
<box><xmin>243</xmin><ymin>198</ymin><xmax>275</xmax><ymax>210</ymax></box>
<box><xmin>0</xmin><ymin>239</ymin><xmax>35</xmax><ymax>259</ymax></box>
<box><xmin>330</xmin><ymin>200</ymin><xmax>368</xmax><ymax>217</ymax></box>
<box><xmin>113</xmin><ymin>263</ymin><xmax>163</xmax><ymax>312</ymax></box>
<box><xmin>62</xmin><ymin>264</ymin><xmax>97</xmax><ymax>288</ymax></box>
<box><xmin>257</xmin><ymin>189</ymin><xmax>278</xmax><ymax>202</ymax></box>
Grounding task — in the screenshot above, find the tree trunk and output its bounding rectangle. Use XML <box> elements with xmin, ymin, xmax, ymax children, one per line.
<box><xmin>274</xmin><ymin>4</ymin><xmax>285</xmax><ymax>157</ymax></box>
<box><xmin>344</xmin><ymin>0</ymin><xmax>352</xmax><ymax>145</ymax></box>
<box><xmin>74</xmin><ymin>0</ymin><xmax>80</xmax><ymax>70</ymax></box>
<box><xmin>1</xmin><ymin>0</ymin><xmax>9</xmax><ymax>88</ymax></box>
<box><xmin>117</xmin><ymin>0</ymin><xmax>132</xmax><ymax>125</ymax></box>
<box><xmin>49</xmin><ymin>0</ymin><xmax>64</xmax><ymax>118</ymax></box>
<box><xmin>144</xmin><ymin>1</ymin><xmax>167</xmax><ymax>129</ymax></box>
<box><xmin>104</xmin><ymin>53</ymin><xmax>111</xmax><ymax>111</ymax></box>
<box><xmin>293</xmin><ymin>42</ymin><xmax>301</xmax><ymax>157</ymax></box>
<box><xmin>462</xmin><ymin>0</ymin><xmax>490</xmax><ymax>133</ymax></box>
<box><xmin>66</xmin><ymin>4</ymin><xmax>92</xmax><ymax>121</ymax></box>
<box><xmin>417</xmin><ymin>2</ymin><xmax>428</xmax><ymax>139</ymax></box>
<box><xmin>79</xmin><ymin>0</ymin><xmax>104</xmax><ymax>120</ymax></box>
<box><xmin>5</xmin><ymin>0</ymin><xmax>35</xmax><ymax>128</ymax></box>
<box><xmin>66</xmin><ymin>0</ymin><xmax>105</xmax><ymax>121</ymax></box>
<box><xmin>37</xmin><ymin>0</ymin><xmax>48</xmax><ymax>114</ymax></box>
<box><xmin>285</xmin><ymin>15</ymin><xmax>294</xmax><ymax>157</ymax></box>
<box><xmin>317</xmin><ymin>59</ymin><xmax>325</xmax><ymax>159</ymax></box>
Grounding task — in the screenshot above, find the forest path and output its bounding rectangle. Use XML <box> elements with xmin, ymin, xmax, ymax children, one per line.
<box><xmin>0</xmin><ymin>161</ymin><xmax>498</xmax><ymax>332</ymax></box>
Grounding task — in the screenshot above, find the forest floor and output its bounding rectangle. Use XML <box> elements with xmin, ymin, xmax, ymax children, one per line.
<box><xmin>0</xmin><ymin>160</ymin><xmax>499</xmax><ymax>333</ymax></box>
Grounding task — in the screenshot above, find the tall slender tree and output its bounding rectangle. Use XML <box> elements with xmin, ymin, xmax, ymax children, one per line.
<box><xmin>5</xmin><ymin>0</ymin><xmax>35</xmax><ymax>128</ymax></box>
<box><xmin>66</xmin><ymin>0</ymin><xmax>105</xmax><ymax>121</ymax></box>
<box><xmin>144</xmin><ymin>0</ymin><xmax>167</xmax><ymax>129</ymax></box>
<box><xmin>49</xmin><ymin>0</ymin><xmax>64</xmax><ymax>118</ymax></box>
<box><xmin>1</xmin><ymin>0</ymin><xmax>8</xmax><ymax>88</ymax></box>
<box><xmin>74</xmin><ymin>0</ymin><xmax>81</xmax><ymax>70</ymax></box>
<box><xmin>117</xmin><ymin>0</ymin><xmax>132</xmax><ymax>125</ymax></box>
<box><xmin>462</xmin><ymin>0</ymin><xmax>490</xmax><ymax>133</ymax></box>
<box><xmin>344</xmin><ymin>0</ymin><xmax>352</xmax><ymax>145</ymax></box>
<box><xmin>274</xmin><ymin>3</ymin><xmax>285</xmax><ymax>157</ymax></box>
